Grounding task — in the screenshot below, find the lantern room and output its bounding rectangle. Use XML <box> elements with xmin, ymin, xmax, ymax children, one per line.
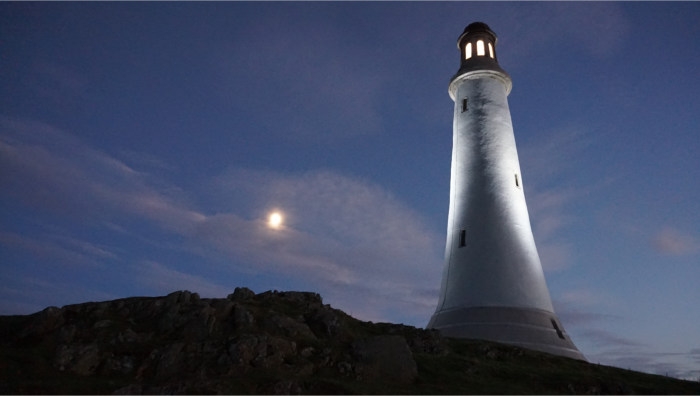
<box><xmin>450</xmin><ymin>22</ymin><xmax>511</xmax><ymax>97</ymax></box>
<box><xmin>459</xmin><ymin>22</ymin><xmax>497</xmax><ymax>60</ymax></box>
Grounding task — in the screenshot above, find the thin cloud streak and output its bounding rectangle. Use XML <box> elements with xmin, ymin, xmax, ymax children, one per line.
<box><xmin>0</xmin><ymin>116</ymin><xmax>205</xmax><ymax>233</ymax></box>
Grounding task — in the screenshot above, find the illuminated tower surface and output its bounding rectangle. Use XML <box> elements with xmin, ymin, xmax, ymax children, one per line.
<box><xmin>427</xmin><ymin>22</ymin><xmax>585</xmax><ymax>361</ymax></box>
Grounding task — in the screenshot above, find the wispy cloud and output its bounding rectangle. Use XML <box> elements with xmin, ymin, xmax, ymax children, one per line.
<box><xmin>117</xmin><ymin>149</ymin><xmax>178</xmax><ymax>173</ymax></box>
<box><xmin>0</xmin><ymin>116</ymin><xmax>205</xmax><ymax>233</ymax></box>
<box><xmin>651</xmin><ymin>226</ymin><xmax>700</xmax><ymax>256</ymax></box>
<box><xmin>1</xmin><ymin>117</ymin><xmax>443</xmax><ymax>325</ymax></box>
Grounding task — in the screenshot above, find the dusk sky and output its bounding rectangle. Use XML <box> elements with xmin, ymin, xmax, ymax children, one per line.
<box><xmin>1</xmin><ymin>2</ymin><xmax>699</xmax><ymax>380</ymax></box>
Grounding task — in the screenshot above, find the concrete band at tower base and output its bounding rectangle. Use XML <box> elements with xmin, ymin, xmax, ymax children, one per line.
<box><xmin>427</xmin><ymin>22</ymin><xmax>586</xmax><ymax>362</ymax></box>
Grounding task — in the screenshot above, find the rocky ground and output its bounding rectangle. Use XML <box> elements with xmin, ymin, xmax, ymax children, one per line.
<box><xmin>1</xmin><ymin>288</ymin><xmax>699</xmax><ymax>394</ymax></box>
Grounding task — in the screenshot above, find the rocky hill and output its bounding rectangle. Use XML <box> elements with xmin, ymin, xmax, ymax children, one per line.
<box><xmin>1</xmin><ymin>288</ymin><xmax>698</xmax><ymax>394</ymax></box>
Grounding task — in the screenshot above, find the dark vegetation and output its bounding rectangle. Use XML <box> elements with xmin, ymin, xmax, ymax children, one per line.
<box><xmin>1</xmin><ymin>288</ymin><xmax>698</xmax><ymax>394</ymax></box>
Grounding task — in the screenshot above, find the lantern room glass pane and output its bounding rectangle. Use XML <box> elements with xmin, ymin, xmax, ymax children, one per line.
<box><xmin>488</xmin><ymin>43</ymin><xmax>494</xmax><ymax>58</ymax></box>
<box><xmin>465</xmin><ymin>42</ymin><xmax>472</xmax><ymax>59</ymax></box>
<box><xmin>476</xmin><ymin>40</ymin><xmax>485</xmax><ymax>56</ymax></box>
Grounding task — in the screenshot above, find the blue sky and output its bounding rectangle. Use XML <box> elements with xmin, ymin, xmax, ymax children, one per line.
<box><xmin>1</xmin><ymin>2</ymin><xmax>699</xmax><ymax>380</ymax></box>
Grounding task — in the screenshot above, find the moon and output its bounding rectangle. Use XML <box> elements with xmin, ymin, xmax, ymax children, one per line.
<box><xmin>268</xmin><ymin>211</ymin><xmax>283</xmax><ymax>229</ymax></box>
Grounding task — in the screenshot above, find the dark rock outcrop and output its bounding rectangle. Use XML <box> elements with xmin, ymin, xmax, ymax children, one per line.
<box><xmin>1</xmin><ymin>288</ymin><xmax>699</xmax><ymax>395</ymax></box>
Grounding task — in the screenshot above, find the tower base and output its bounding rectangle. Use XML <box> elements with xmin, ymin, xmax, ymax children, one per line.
<box><xmin>428</xmin><ymin>306</ymin><xmax>586</xmax><ymax>361</ymax></box>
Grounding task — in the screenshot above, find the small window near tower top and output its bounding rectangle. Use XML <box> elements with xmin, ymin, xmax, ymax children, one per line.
<box><xmin>465</xmin><ymin>42</ymin><xmax>472</xmax><ymax>59</ymax></box>
<box><xmin>459</xmin><ymin>229</ymin><xmax>466</xmax><ymax>247</ymax></box>
<box><xmin>515</xmin><ymin>173</ymin><xmax>520</xmax><ymax>188</ymax></box>
<box><xmin>461</xmin><ymin>98</ymin><xmax>468</xmax><ymax>112</ymax></box>
<box><xmin>476</xmin><ymin>40</ymin><xmax>485</xmax><ymax>56</ymax></box>
<box><xmin>488</xmin><ymin>43</ymin><xmax>494</xmax><ymax>58</ymax></box>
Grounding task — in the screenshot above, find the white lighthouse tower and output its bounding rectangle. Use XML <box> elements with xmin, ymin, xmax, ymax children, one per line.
<box><xmin>427</xmin><ymin>22</ymin><xmax>585</xmax><ymax>361</ymax></box>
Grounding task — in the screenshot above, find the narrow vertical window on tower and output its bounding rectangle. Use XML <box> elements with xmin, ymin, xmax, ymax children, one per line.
<box><xmin>459</xmin><ymin>229</ymin><xmax>466</xmax><ymax>247</ymax></box>
<box><xmin>461</xmin><ymin>98</ymin><xmax>468</xmax><ymax>112</ymax></box>
<box><xmin>488</xmin><ymin>43</ymin><xmax>494</xmax><ymax>58</ymax></box>
<box><xmin>476</xmin><ymin>40</ymin><xmax>485</xmax><ymax>56</ymax></box>
<box><xmin>465</xmin><ymin>42</ymin><xmax>472</xmax><ymax>59</ymax></box>
<box><xmin>515</xmin><ymin>173</ymin><xmax>520</xmax><ymax>188</ymax></box>
<box><xmin>551</xmin><ymin>319</ymin><xmax>566</xmax><ymax>340</ymax></box>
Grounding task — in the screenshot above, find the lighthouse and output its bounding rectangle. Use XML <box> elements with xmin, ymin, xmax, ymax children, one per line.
<box><xmin>427</xmin><ymin>22</ymin><xmax>585</xmax><ymax>361</ymax></box>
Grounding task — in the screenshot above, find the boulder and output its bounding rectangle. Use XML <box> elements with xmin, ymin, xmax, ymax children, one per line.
<box><xmin>228</xmin><ymin>287</ymin><xmax>255</xmax><ymax>301</ymax></box>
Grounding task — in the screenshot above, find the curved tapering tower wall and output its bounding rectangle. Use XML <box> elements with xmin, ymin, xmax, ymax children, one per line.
<box><xmin>427</xmin><ymin>22</ymin><xmax>585</xmax><ymax>361</ymax></box>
